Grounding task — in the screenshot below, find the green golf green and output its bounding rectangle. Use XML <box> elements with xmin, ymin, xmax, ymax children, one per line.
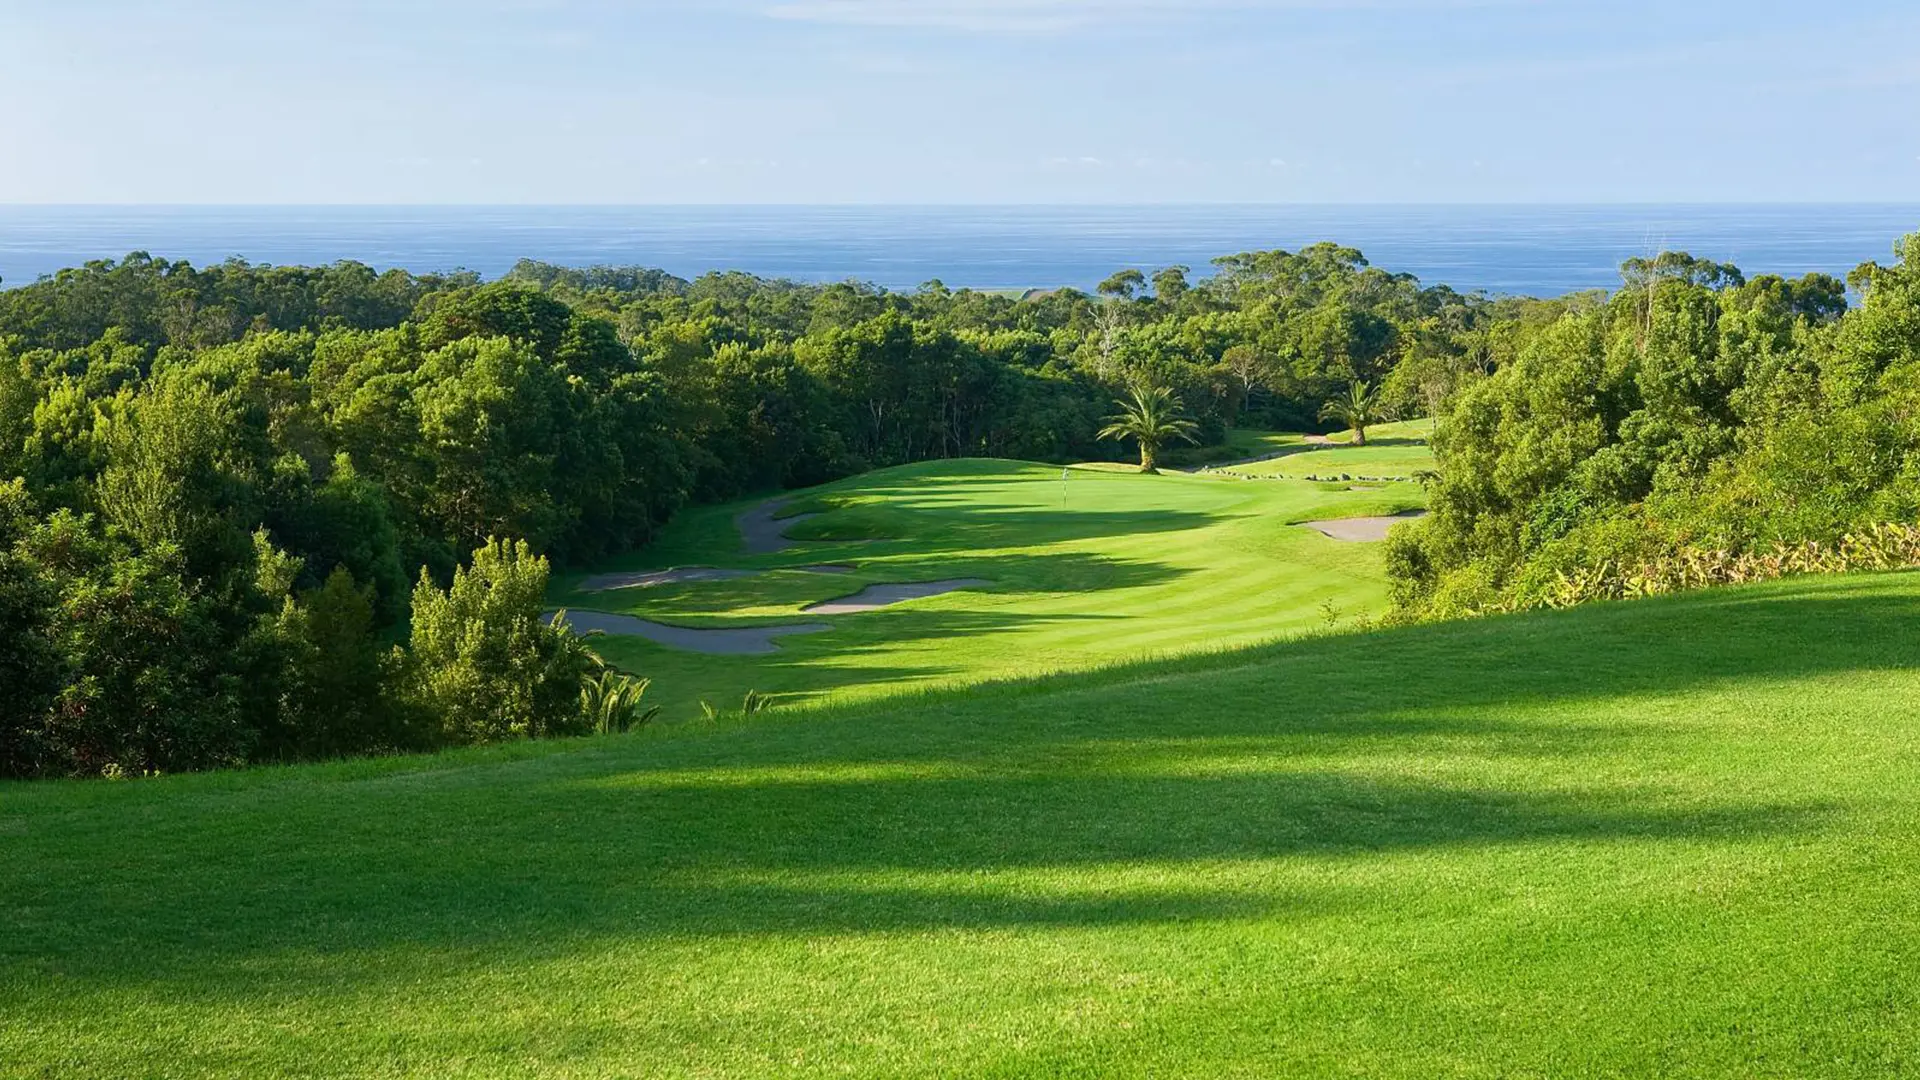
<box><xmin>6</xmin><ymin>570</ymin><xmax>1920</xmax><ymax>1076</ymax></box>
<box><xmin>550</xmin><ymin>456</ymin><xmax>1426</xmax><ymax>717</ymax></box>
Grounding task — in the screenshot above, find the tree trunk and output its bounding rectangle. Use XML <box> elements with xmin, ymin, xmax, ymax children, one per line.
<box><xmin>1139</xmin><ymin>441</ymin><xmax>1156</xmax><ymax>473</ymax></box>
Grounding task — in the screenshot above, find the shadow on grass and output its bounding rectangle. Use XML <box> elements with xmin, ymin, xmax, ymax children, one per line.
<box><xmin>1339</xmin><ymin>436</ymin><xmax>1428</xmax><ymax>449</ymax></box>
<box><xmin>1</xmin><ymin>763</ymin><xmax>1826</xmax><ymax>986</ymax></box>
<box><xmin>1197</xmin><ymin>434</ymin><xmax>1430</xmax><ymax>468</ymax></box>
<box><xmin>782</xmin><ymin>500</ymin><xmax>1230</xmax><ymax>555</ymax></box>
<box><xmin>557</xmin><ymin>548</ymin><xmax>1180</xmax><ymax>637</ymax></box>
<box><xmin>558</xmin><ymin>489</ymin><xmax>1225</xmax><ymax>596</ymax></box>
<box><xmin>586</xmin><ymin>607</ymin><xmax>1128</xmax><ymax>709</ymax></box>
<box><xmin>7</xmin><ymin>574</ymin><xmax>1916</xmax><ymax>993</ymax></box>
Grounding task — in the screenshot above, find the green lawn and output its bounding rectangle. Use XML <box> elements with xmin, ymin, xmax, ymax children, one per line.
<box><xmin>553</xmin><ymin>458</ymin><xmax>1425</xmax><ymax>718</ymax></box>
<box><xmin>1160</xmin><ymin>427</ymin><xmax>1309</xmax><ymax>467</ymax></box>
<box><xmin>1223</xmin><ymin>418</ymin><xmax>1437</xmax><ymax>479</ymax></box>
<box><xmin>8</xmin><ymin>571</ymin><xmax>1920</xmax><ymax>1076</ymax></box>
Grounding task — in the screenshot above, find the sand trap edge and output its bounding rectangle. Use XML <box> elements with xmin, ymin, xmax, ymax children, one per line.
<box><xmin>802</xmin><ymin>579</ymin><xmax>992</xmax><ymax>615</ymax></box>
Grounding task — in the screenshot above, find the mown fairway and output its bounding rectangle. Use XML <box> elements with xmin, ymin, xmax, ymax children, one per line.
<box><xmin>554</xmin><ymin>457</ymin><xmax>1426</xmax><ymax>717</ymax></box>
<box><xmin>7</xmin><ymin>571</ymin><xmax>1920</xmax><ymax>1077</ymax></box>
<box><xmin>1220</xmin><ymin>418</ymin><xmax>1437</xmax><ymax>479</ymax></box>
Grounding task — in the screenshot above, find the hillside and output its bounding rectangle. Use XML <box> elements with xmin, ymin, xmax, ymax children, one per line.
<box><xmin>553</xmin><ymin>456</ymin><xmax>1426</xmax><ymax>717</ymax></box>
<box><xmin>1218</xmin><ymin>418</ymin><xmax>1437</xmax><ymax>479</ymax></box>
<box><xmin>7</xmin><ymin>571</ymin><xmax>1920</xmax><ymax>1077</ymax></box>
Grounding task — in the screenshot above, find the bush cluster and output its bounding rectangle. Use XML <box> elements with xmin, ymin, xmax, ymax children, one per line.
<box><xmin>1389</xmin><ymin>238</ymin><xmax>1920</xmax><ymax>618</ymax></box>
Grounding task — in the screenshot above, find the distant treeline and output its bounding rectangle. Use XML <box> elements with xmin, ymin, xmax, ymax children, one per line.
<box><xmin>0</xmin><ymin>235</ymin><xmax>1884</xmax><ymax>777</ymax></box>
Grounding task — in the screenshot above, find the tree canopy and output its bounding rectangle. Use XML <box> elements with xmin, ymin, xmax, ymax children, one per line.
<box><xmin>1388</xmin><ymin>233</ymin><xmax>1918</xmax><ymax>618</ymax></box>
<box><xmin>1</xmin><ymin>229</ymin><xmax>1907</xmax><ymax>777</ymax></box>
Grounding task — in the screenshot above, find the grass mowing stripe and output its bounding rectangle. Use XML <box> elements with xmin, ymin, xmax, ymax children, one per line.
<box><xmin>7</xmin><ymin>572</ymin><xmax>1920</xmax><ymax>1075</ymax></box>
<box><xmin>555</xmin><ymin>456</ymin><xmax>1418</xmax><ymax>717</ymax></box>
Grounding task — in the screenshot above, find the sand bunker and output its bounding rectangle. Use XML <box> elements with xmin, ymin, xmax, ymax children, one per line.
<box><xmin>1300</xmin><ymin>510</ymin><xmax>1428</xmax><ymax>542</ymax></box>
<box><xmin>736</xmin><ymin>500</ymin><xmax>820</xmax><ymax>555</ymax></box>
<box><xmin>554</xmin><ymin>610</ymin><xmax>830</xmax><ymax>655</ymax></box>
<box><xmin>803</xmin><ymin>579</ymin><xmax>991</xmax><ymax>615</ymax></box>
<box><xmin>578</xmin><ymin>567</ymin><xmax>757</xmax><ymax>592</ymax></box>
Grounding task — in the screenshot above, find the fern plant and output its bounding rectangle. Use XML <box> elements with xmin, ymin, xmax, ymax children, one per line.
<box><xmin>696</xmin><ymin>690</ymin><xmax>773</xmax><ymax>723</ymax></box>
<box><xmin>1522</xmin><ymin>522</ymin><xmax>1920</xmax><ymax>614</ymax></box>
<box><xmin>579</xmin><ymin>671</ymin><xmax>660</xmax><ymax>734</ymax></box>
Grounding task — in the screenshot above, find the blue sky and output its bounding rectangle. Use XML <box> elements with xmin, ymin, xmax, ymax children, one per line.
<box><xmin>2</xmin><ymin>0</ymin><xmax>1916</xmax><ymax>203</ymax></box>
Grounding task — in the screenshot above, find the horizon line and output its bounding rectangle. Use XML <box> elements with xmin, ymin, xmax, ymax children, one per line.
<box><xmin>5</xmin><ymin>200</ymin><xmax>1920</xmax><ymax>210</ymax></box>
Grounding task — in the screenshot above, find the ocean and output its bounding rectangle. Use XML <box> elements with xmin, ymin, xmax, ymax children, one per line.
<box><xmin>1</xmin><ymin>204</ymin><xmax>1916</xmax><ymax>298</ymax></box>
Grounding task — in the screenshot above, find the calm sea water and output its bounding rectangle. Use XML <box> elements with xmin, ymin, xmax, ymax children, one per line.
<box><xmin>2</xmin><ymin>205</ymin><xmax>1916</xmax><ymax>297</ymax></box>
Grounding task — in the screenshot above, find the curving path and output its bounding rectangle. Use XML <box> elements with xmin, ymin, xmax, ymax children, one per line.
<box><xmin>554</xmin><ymin>610</ymin><xmax>830</xmax><ymax>655</ymax></box>
<box><xmin>579</xmin><ymin>567</ymin><xmax>756</xmax><ymax>592</ymax></box>
<box><xmin>736</xmin><ymin>500</ymin><xmax>820</xmax><ymax>555</ymax></box>
<box><xmin>802</xmin><ymin>579</ymin><xmax>991</xmax><ymax>615</ymax></box>
<box><xmin>580</xmin><ymin>563</ymin><xmax>856</xmax><ymax>593</ymax></box>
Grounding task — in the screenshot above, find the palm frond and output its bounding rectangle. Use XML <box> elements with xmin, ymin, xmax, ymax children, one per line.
<box><xmin>579</xmin><ymin>671</ymin><xmax>659</xmax><ymax>734</ymax></box>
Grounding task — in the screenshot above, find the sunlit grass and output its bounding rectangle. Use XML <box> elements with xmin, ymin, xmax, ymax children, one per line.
<box><xmin>1161</xmin><ymin>427</ymin><xmax>1308</xmax><ymax>466</ymax></box>
<box><xmin>7</xmin><ymin>572</ymin><xmax>1920</xmax><ymax>1076</ymax></box>
<box><xmin>554</xmin><ymin>458</ymin><xmax>1425</xmax><ymax>717</ymax></box>
<box><xmin>1224</xmin><ymin>418</ymin><xmax>1437</xmax><ymax>478</ymax></box>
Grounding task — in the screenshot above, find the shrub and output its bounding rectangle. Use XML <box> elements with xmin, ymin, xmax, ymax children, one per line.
<box><xmin>404</xmin><ymin>538</ymin><xmax>594</xmax><ymax>745</ymax></box>
<box><xmin>580</xmin><ymin>669</ymin><xmax>660</xmax><ymax>734</ymax></box>
<box><xmin>1441</xmin><ymin>521</ymin><xmax>1920</xmax><ymax>619</ymax></box>
<box><xmin>268</xmin><ymin>567</ymin><xmax>426</xmax><ymax>759</ymax></box>
<box><xmin>0</xmin><ymin>481</ymin><xmax>60</xmax><ymax>777</ymax></box>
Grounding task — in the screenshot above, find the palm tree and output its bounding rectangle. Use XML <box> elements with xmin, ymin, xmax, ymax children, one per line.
<box><xmin>1098</xmin><ymin>384</ymin><xmax>1199</xmax><ymax>473</ymax></box>
<box><xmin>1318</xmin><ymin>379</ymin><xmax>1387</xmax><ymax>446</ymax></box>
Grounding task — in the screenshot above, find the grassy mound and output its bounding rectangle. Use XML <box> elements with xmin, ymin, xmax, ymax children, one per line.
<box><xmin>1159</xmin><ymin>427</ymin><xmax>1308</xmax><ymax>467</ymax></box>
<box><xmin>1223</xmin><ymin>418</ymin><xmax>1437</xmax><ymax>479</ymax></box>
<box><xmin>555</xmin><ymin>458</ymin><xmax>1425</xmax><ymax>717</ymax></box>
<box><xmin>8</xmin><ymin>571</ymin><xmax>1920</xmax><ymax>1076</ymax></box>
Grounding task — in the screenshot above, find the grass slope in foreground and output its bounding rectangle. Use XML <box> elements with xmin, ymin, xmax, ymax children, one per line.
<box><xmin>7</xmin><ymin>572</ymin><xmax>1920</xmax><ymax>1076</ymax></box>
<box><xmin>555</xmin><ymin>457</ymin><xmax>1424</xmax><ymax>717</ymax></box>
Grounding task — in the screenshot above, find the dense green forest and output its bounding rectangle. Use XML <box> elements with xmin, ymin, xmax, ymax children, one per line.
<box><xmin>1389</xmin><ymin>239</ymin><xmax>1918</xmax><ymax>616</ymax></box>
<box><xmin>2</xmin><ymin>229</ymin><xmax>1913</xmax><ymax>779</ymax></box>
